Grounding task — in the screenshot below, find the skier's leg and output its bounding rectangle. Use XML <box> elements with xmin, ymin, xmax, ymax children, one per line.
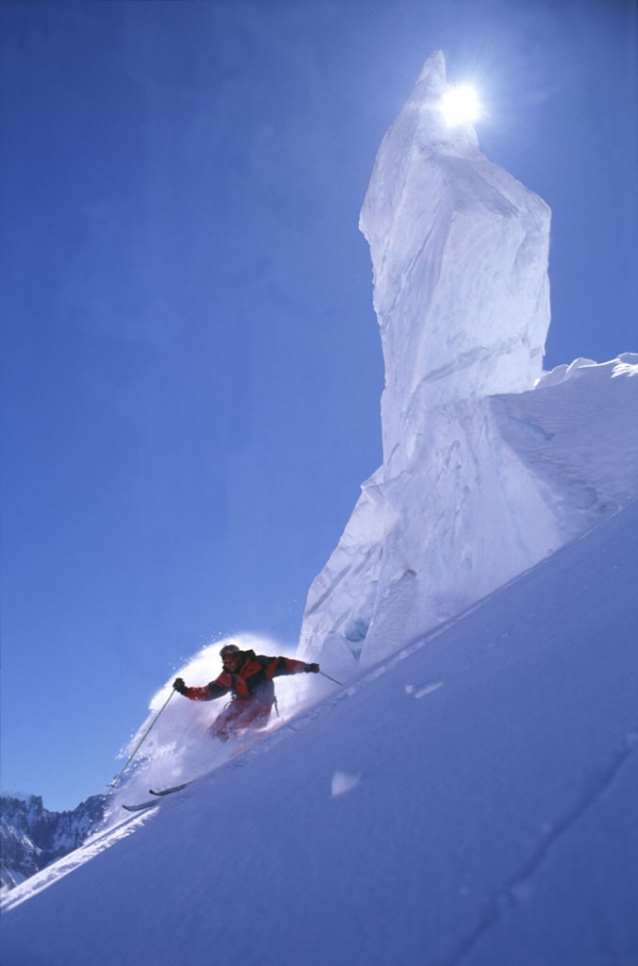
<box><xmin>208</xmin><ymin>702</ymin><xmax>245</xmax><ymax>741</ymax></box>
<box><xmin>238</xmin><ymin>702</ymin><xmax>272</xmax><ymax>731</ymax></box>
<box><xmin>209</xmin><ymin>700</ymin><xmax>272</xmax><ymax>741</ymax></box>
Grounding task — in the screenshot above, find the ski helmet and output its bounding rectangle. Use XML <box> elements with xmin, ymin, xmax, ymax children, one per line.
<box><xmin>220</xmin><ymin>643</ymin><xmax>241</xmax><ymax>659</ymax></box>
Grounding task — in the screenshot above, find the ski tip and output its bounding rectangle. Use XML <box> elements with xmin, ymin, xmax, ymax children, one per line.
<box><xmin>148</xmin><ymin>782</ymin><xmax>191</xmax><ymax>797</ymax></box>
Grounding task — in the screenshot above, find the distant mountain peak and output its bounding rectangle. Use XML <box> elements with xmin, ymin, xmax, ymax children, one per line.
<box><xmin>1</xmin><ymin>793</ymin><xmax>107</xmax><ymax>893</ymax></box>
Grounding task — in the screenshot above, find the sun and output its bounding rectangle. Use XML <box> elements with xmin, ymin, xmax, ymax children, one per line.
<box><xmin>439</xmin><ymin>85</ymin><xmax>481</xmax><ymax>127</ymax></box>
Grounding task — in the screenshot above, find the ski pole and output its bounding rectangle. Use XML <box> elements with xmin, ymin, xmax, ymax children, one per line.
<box><xmin>110</xmin><ymin>688</ymin><xmax>176</xmax><ymax>789</ymax></box>
<box><xmin>320</xmin><ymin>670</ymin><xmax>343</xmax><ymax>686</ymax></box>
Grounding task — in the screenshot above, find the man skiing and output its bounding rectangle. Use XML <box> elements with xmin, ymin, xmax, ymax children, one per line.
<box><xmin>173</xmin><ymin>643</ymin><xmax>320</xmax><ymax>741</ymax></box>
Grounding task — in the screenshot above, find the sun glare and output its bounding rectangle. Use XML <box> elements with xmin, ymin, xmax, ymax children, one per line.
<box><xmin>439</xmin><ymin>85</ymin><xmax>481</xmax><ymax>126</ymax></box>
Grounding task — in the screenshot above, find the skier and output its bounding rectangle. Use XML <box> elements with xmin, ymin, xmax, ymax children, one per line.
<box><xmin>172</xmin><ymin>643</ymin><xmax>320</xmax><ymax>741</ymax></box>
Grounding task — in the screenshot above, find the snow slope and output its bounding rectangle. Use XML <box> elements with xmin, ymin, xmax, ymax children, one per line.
<box><xmin>2</xmin><ymin>499</ymin><xmax>637</xmax><ymax>966</ymax></box>
<box><xmin>298</xmin><ymin>53</ymin><xmax>638</xmax><ymax>670</ymax></box>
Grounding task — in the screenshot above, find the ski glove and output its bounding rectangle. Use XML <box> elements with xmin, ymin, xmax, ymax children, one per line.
<box><xmin>173</xmin><ymin>677</ymin><xmax>188</xmax><ymax>694</ymax></box>
<box><xmin>304</xmin><ymin>663</ymin><xmax>320</xmax><ymax>673</ymax></box>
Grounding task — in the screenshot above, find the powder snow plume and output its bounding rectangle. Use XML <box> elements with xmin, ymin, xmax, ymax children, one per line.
<box><xmin>104</xmin><ymin>634</ymin><xmax>321</xmax><ymax>820</ymax></box>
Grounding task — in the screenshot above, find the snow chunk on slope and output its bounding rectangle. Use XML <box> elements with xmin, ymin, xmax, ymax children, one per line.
<box><xmin>331</xmin><ymin>771</ymin><xmax>361</xmax><ymax>797</ymax></box>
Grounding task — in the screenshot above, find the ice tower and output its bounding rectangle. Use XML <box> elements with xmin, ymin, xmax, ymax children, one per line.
<box><xmin>299</xmin><ymin>52</ymin><xmax>638</xmax><ymax>669</ymax></box>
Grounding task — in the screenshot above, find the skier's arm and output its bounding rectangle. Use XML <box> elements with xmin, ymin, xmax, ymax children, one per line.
<box><xmin>173</xmin><ymin>673</ymin><xmax>232</xmax><ymax>701</ymax></box>
<box><xmin>264</xmin><ymin>657</ymin><xmax>319</xmax><ymax>680</ymax></box>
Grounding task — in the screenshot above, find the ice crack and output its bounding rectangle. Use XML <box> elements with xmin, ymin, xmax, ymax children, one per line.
<box><xmin>444</xmin><ymin>729</ymin><xmax>638</xmax><ymax>966</ymax></box>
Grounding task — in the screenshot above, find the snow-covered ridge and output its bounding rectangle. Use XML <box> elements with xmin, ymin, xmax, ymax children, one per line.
<box><xmin>492</xmin><ymin>353</ymin><xmax>638</xmax><ymax>538</ymax></box>
<box><xmin>299</xmin><ymin>53</ymin><xmax>638</xmax><ymax>670</ymax></box>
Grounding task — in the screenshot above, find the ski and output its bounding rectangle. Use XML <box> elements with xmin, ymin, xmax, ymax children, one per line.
<box><xmin>122</xmin><ymin>782</ymin><xmax>192</xmax><ymax>812</ymax></box>
<box><xmin>122</xmin><ymin>799</ymin><xmax>159</xmax><ymax>812</ymax></box>
<box><xmin>148</xmin><ymin>781</ymin><xmax>192</xmax><ymax>797</ymax></box>
<box><xmin>122</xmin><ymin>728</ymin><xmax>276</xmax><ymax>811</ymax></box>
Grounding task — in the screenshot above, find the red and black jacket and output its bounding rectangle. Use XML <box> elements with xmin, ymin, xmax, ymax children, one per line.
<box><xmin>181</xmin><ymin>650</ymin><xmax>307</xmax><ymax>707</ymax></box>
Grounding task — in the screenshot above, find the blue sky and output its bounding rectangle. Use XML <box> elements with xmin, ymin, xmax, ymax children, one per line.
<box><xmin>2</xmin><ymin>0</ymin><xmax>636</xmax><ymax>811</ymax></box>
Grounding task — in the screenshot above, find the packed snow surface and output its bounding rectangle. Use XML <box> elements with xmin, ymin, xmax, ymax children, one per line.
<box><xmin>298</xmin><ymin>53</ymin><xmax>638</xmax><ymax>670</ymax></box>
<box><xmin>2</xmin><ymin>499</ymin><xmax>637</xmax><ymax>966</ymax></box>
